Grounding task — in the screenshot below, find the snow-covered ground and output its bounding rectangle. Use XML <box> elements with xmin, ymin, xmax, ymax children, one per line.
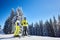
<box><xmin>0</xmin><ymin>34</ymin><xmax>60</xmax><ymax>40</ymax></box>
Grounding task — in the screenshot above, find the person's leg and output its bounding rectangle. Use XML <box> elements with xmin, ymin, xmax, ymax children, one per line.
<box><xmin>26</xmin><ymin>27</ymin><xmax>29</xmax><ymax>36</ymax></box>
<box><xmin>24</xmin><ymin>27</ymin><xmax>27</xmax><ymax>35</ymax></box>
<box><xmin>22</xmin><ymin>27</ymin><xmax>25</xmax><ymax>36</ymax></box>
<box><xmin>22</xmin><ymin>27</ymin><xmax>27</xmax><ymax>36</ymax></box>
<box><xmin>23</xmin><ymin>27</ymin><xmax>25</xmax><ymax>36</ymax></box>
<box><xmin>25</xmin><ymin>28</ymin><xmax>26</xmax><ymax>35</ymax></box>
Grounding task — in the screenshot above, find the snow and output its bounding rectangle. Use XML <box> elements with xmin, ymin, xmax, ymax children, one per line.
<box><xmin>0</xmin><ymin>34</ymin><xmax>60</xmax><ymax>40</ymax></box>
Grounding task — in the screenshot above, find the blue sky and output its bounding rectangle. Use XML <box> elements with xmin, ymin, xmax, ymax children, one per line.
<box><xmin>0</xmin><ymin>0</ymin><xmax>59</xmax><ymax>29</ymax></box>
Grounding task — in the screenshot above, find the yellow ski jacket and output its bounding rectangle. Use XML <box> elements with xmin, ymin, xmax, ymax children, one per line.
<box><xmin>21</xmin><ymin>20</ymin><xmax>28</xmax><ymax>27</ymax></box>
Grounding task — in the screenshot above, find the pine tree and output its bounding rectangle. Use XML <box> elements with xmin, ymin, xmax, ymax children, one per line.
<box><xmin>49</xmin><ymin>18</ymin><xmax>55</xmax><ymax>37</ymax></box>
<box><xmin>28</xmin><ymin>23</ymin><xmax>33</xmax><ymax>35</ymax></box>
<box><xmin>9</xmin><ymin>8</ymin><xmax>15</xmax><ymax>33</ymax></box>
<box><xmin>53</xmin><ymin>16</ymin><xmax>57</xmax><ymax>36</ymax></box>
<box><xmin>0</xmin><ymin>25</ymin><xmax>1</xmax><ymax>31</ymax></box>
<box><xmin>43</xmin><ymin>20</ymin><xmax>49</xmax><ymax>36</ymax></box>
<box><xmin>3</xmin><ymin>8</ymin><xmax>15</xmax><ymax>34</ymax></box>
<box><xmin>34</xmin><ymin>22</ymin><xmax>39</xmax><ymax>35</ymax></box>
<box><xmin>3</xmin><ymin>18</ymin><xmax>10</xmax><ymax>34</ymax></box>
<box><xmin>10</xmin><ymin>8</ymin><xmax>15</xmax><ymax>19</ymax></box>
<box><xmin>57</xmin><ymin>15</ymin><xmax>60</xmax><ymax>37</ymax></box>
<box><xmin>39</xmin><ymin>20</ymin><xmax>43</xmax><ymax>36</ymax></box>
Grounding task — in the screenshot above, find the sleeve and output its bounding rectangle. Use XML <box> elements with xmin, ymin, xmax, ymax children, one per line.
<box><xmin>21</xmin><ymin>20</ymin><xmax>23</xmax><ymax>25</ymax></box>
<box><xmin>27</xmin><ymin>21</ymin><xmax>28</xmax><ymax>25</ymax></box>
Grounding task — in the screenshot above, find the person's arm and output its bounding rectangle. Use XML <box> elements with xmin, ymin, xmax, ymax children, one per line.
<box><xmin>21</xmin><ymin>20</ymin><xmax>23</xmax><ymax>26</ymax></box>
<box><xmin>26</xmin><ymin>21</ymin><xmax>28</xmax><ymax>28</ymax></box>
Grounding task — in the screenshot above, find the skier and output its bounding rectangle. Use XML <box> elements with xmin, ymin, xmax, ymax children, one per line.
<box><xmin>21</xmin><ymin>17</ymin><xmax>28</xmax><ymax>36</ymax></box>
<box><xmin>14</xmin><ymin>20</ymin><xmax>21</xmax><ymax>37</ymax></box>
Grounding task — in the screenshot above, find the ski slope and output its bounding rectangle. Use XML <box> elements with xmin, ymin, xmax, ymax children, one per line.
<box><xmin>0</xmin><ymin>34</ymin><xmax>60</xmax><ymax>40</ymax></box>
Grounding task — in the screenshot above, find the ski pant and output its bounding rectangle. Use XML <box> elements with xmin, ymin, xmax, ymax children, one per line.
<box><xmin>22</xmin><ymin>26</ymin><xmax>28</xmax><ymax>35</ymax></box>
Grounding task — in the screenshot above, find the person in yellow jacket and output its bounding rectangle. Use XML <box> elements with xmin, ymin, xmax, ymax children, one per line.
<box><xmin>14</xmin><ymin>20</ymin><xmax>21</xmax><ymax>37</ymax></box>
<box><xmin>21</xmin><ymin>17</ymin><xmax>28</xmax><ymax>36</ymax></box>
